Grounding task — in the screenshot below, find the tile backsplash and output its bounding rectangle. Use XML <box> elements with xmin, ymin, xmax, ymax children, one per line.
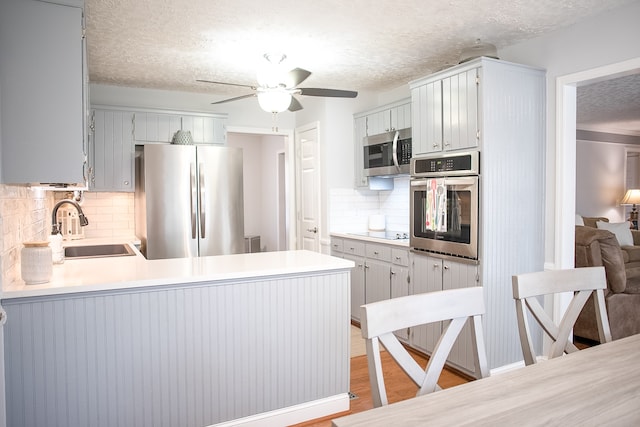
<box><xmin>0</xmin><ymin>185</ymin><xmax>53</xmax><ymax>286</ymax></box>
<box><xmin>330</xmin><ymin>176</ymin><xmax>409</xmax><ymax>233</ymax></box>
<box><xmin>0</xmin><ymin>187</ymin><xmax>135</xmax><ymax>287</ymax></box>
<box><xmin>54</xmin><ymin>192</ymin><xmax>135</xmax><ymax>239</ymax></box>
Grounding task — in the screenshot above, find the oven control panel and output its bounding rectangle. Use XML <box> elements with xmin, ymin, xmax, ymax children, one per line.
<box><xmin>411</xmin><ymin>151</ymin><xmax>480</xmax><ymax>176</ymax></box>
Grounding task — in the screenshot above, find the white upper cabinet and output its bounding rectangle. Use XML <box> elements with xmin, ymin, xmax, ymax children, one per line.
<box><xmin>411</xmin><ymin>66</ymin><xmax>479</xmax><ymax>156</ymax></box>
<box><xmin>0</xmin><ymin>0</ymin><xmax>86</xmax><ymax>184</ymax></box>
<box><xmin>134</xmin><ymin>111</ymin><xmax>227</xmax><ymax>144</ymax></box>
<box><xmin>133</xmin><ymin>112</ymin><xmax>182</xmax><ymax>143</ymax></box>
<box><xmin>366</xmin><ymin>102</ymin><xmax>412</xmax><ymax>136</ymax></box>
<box><xmin>89</xmin><ymin>108</ymin><xmax>135</xmax><ymax>192</ymax></box>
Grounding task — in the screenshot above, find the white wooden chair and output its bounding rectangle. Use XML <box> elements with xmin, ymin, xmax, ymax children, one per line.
<box><xmin>512</xmin><ymin>266</ymin><xmax>612</xmax><ymax>366</ymax></box>
<box><xmin>360</xmin><ymin>286</ymin><xmax>489</xmax><ymax>407</ymax></box>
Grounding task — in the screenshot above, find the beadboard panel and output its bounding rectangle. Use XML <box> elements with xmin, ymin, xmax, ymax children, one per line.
<box><xmin>3</xmin><ymin>272</ymin><xmax>350</xmax><ymax>427</ymax></box>
<box><xmin>479</xmin><ymin>60</ymin><xmax>546</xmax><ymax>369</ymax></box>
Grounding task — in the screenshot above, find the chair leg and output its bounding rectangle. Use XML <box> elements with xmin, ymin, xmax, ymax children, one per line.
<box><xmin>366</xmin><ymin>337</ymin><xmax>387</xmax><ymax>407</ymax></box>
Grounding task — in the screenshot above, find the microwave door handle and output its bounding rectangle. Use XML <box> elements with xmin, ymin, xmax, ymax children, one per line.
<box><xmin>392</xmin><ymin>130</ymin><xmax>400</xmax><ymax>171</ymax></box>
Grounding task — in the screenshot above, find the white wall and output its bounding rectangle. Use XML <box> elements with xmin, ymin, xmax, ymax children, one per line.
<box><xmin>499</xmin><ymin>0</ymin><xmax>640</xmax><ymax>267</ymax></box>
<box><xmin>576</xmin><ymin>140</ymin><xmax>626</xmax><ymax>221</ymax></box>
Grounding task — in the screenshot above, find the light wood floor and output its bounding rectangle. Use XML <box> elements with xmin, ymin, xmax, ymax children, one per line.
<box><xmin>292</xmin><ymin>325</ymin><xmax>471</xmax><ymax>427</ymax></box>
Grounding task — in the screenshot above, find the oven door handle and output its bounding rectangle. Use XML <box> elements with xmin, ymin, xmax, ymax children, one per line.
<box><xmin>392</xmin><ymin>130</ymin><xmax>400</xmax><ymax>171</ymax></box>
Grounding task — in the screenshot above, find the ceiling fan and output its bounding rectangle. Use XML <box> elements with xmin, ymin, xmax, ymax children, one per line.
<box><xmin>197</xmin><ymin>53</ymin><xmax>358</xmax><ymax>113</ymax></box>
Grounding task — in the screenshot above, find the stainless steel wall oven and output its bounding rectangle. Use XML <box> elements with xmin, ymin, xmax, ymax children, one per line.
<box><xmin>410</xmin><ymin>151</ymin><xmax>480</xmax><ymax>260</ymax></box>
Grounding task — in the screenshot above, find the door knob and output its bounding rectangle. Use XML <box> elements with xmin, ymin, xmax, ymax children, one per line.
<box><xmin>307</xmin><ymin>226</ymin><xmax>318</xmax><ymax>233</ymax></box>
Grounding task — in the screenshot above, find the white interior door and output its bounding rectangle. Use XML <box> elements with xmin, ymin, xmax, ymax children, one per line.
<box><xmin>296</xmin><ymin>124</ymin><xmax>321</xmax><ymax>252</ymax></box>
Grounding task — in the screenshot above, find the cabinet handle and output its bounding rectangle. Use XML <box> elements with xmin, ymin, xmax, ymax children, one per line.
<box><xmin>444</xmin><ymin>141</ymin><xmax>450</xmax><ymax>147</ymax></box>
<box><xmin>433</xmin><ymin>143</ymin><xmax>440</xmax><ymax>148</ymax></box>
<box><xmin>395</xmin><ymin>256</ymin><xmax>401</xmax><ymax>260</ymax></box>
<box><xmin>374</xmin><ymin>251</ymin><xmax>379</xmax><ymax>255</ymax></box>
<box><xmin>365</xmin><ymin>265</ymin><xmax>370</xmax><ymax>269</ymax></box>
<box><xmin>391</xmin><ymin>270</ymin><xmax>396</xmax><ymax>275</ymax></box>
<box><xmin>434</xmin><ymin>264</ymin><xmax>440</xmax><ymax>268</ymax></box>
<box><xmin>443</xmin><ymin>265</ymin><xmax>450</xmax><ymax>270</ymax></box>
<box><xmin>124</xmin><ymin>180</ymin><xmax>129</xmax><ymax>186</ymax></box>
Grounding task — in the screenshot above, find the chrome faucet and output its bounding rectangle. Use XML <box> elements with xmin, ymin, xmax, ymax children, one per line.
<box><xmin>51</xmin><ymin>199</ymin><xmax>89</xmax><ymax>234</ymax></box>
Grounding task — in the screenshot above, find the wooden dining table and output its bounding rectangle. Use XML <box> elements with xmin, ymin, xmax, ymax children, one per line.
<box><xmin>332</xmin><ymin>334</ymin><xmax>640</xmax><ymax>426</ymax></box>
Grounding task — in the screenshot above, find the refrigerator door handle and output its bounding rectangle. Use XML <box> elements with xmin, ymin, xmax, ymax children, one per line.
<box><xmin>199</xmin><ymin>163</ymin><xmax>206</xmax><ymax>238</ymax></box>
<box><xmin>190</xmin><ymin>162</ymin><xmax>197</xmax><ymax>239</ymax></box>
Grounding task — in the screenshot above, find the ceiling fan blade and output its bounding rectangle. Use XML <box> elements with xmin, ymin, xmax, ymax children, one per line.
<box><xmin>211</xmin><ymin>93</ymin><xmax>256</xmax><ymax>105</ymax></box>
<box><xmin>298</xmin><ymin>88</ymin><xmax>358</xmax><ymax>98</ymax></box>
<box><xmin>288</xmin><ymin>96</ymin><xmax>303</xmax><ymax>112</ymax></box>
<box><xmin>286</xmin><ymin>68</ymin><xmax>312</xmax><ymax>88</ymax></box>
<box><xmin>197</xmin><ymin>79</ymin><xmax>257</xmax><ymax>90</ymax></box>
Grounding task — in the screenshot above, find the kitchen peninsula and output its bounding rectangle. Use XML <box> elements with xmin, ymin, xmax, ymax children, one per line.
<box><xmin>2</xmin><ymin>248</ymin><xmax>353</xmax><ymax>427</ymax></box>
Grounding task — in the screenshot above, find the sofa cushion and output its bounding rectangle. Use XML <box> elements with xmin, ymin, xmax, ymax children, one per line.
<box><xmin>596</xmin><ymin>233</ymin><xmax>628</xmax><ymax>294</ymax></box>
<box><xmin>596</xmin><ymin>221</ymin><xmax>633</xmax><ymax>246</ymax></box>
<box><xmin>582</xmin><ymin>216</ymin><xmax>609</xmax><ymax>228</ymax></box>
<box><xmin>622</xmin><ymin>245</ymin><xmax>640</xmax><ymax>263</ymax></box>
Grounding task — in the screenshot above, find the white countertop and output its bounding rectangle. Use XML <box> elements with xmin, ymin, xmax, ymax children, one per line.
<box><xmin>330</xmin><ymin>232</ymin><xmax>410</xmax><ymax>247</ymax></box>
<box><xmin>3</xmin><ymin>240</ymin><xmax>354</xmax><ymax>299</ymax></box>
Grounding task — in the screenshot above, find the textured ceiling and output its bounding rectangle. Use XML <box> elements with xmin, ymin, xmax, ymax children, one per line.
<box><xmin>85</xmin><ymin>0</ymin><xmax>639</xmax><ymax>132</ymax></box>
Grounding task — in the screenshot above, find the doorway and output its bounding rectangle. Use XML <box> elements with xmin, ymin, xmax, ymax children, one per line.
<box><xmin>227</xmin><ymin>127</ymin><xmax>295</xmax><ymax>252</ymax></box>
<box><xmin>556</xmin><ymin>57</ymin><xmax>640</xmax><ymax>269</ymax></box>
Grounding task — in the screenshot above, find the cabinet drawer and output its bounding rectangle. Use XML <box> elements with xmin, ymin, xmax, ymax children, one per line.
<box><xmin>366</xmin><ymin>244</ymin><xmax>392</xmax><ymax>262</ymax></box>
<box><xmin>391</xmin><ymin>249</ymin><xmax>409</xmax><ymax>266</ymax></box>
<box><xmin>330</xmin><ymin>238</ymin><xmax>344</xmax><ymax>253</ymax></box>
<box><xmin>343</xmin><ymin>239</ymin><xmax>365</xmax><ymax>257</ymax></box>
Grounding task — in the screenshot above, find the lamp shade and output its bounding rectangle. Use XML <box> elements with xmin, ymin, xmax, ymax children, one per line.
<box><xmin>621</xmin><ymin>189</ymin><xmax>640</xmax><ymax>205</ymax></box>
<box><xmin>257</xmin><ymin>89</ymin><xmax>291</xmax><ymax>113</ymax></box>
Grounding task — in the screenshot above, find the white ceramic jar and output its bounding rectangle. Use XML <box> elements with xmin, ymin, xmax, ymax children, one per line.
<box><xmin>21</xmin><ymin>241</ymin><xmax>53</xmax><ymax>285</ymax></box>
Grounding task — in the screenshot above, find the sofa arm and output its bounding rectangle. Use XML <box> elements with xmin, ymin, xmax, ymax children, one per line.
<box><xmin>575</xmin><ymin>226</ymin><xmax>627</xmax><ymax>293</ymax></box>
<box><xmin>631</xmin><ymin>229</ymin><xmax>640</xmax><ymax>246</ymax></box>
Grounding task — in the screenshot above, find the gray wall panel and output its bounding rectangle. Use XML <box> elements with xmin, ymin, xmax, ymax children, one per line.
<box><xmin>3</xmin><ymin>272</ymin><xmax>350</xmax><ymax>426</ymax></box>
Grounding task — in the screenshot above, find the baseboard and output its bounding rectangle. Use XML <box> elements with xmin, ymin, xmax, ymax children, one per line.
<box><xmin>211</xmin><ymin>393</ymin><xmax>350</xmax><ymax>427</ymax></box>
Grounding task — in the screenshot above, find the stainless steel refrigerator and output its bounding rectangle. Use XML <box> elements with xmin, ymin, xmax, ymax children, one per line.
<box><xmin>135</xmin><ymin>144</ymin><xmax>244</xmax><ymax>260</ymax></box>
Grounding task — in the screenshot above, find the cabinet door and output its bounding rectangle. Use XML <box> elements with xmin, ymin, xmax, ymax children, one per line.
<box><xmin>442</xmin><ymin>69</ymin><xmax>479</xmax><ymax>151</ymax></box>
<box><xmin>133</xmin><ymin>112</ymin><xmax>181</xmax><ymax>142</ymax></box>
<box><xmin>410</xmin><ymin>254</ymin><xmax>443</xmax><ymax>354</ymax></box>
<box><xmin>365</xmin><ymin>259</ymin><xmax>391</xmax><ymax>304</ymax></box>
<box><xmin>181</xmin><ymin>115</ymin><xmax>227</xmax><ymax>144</ymax></box>
<box><xmin>442</xmin><ymin>260</ymin><xmax>480</xmax><ymax>373</ymax></box>
<box><xmin>354</xmin><ymin>116</ymin><xmax>369</xmax><ymax>187</ymax></box>
<box><xmin>412</xmin><ymin>81</ymin><xmax>443</xmax><ymax>156</ymax></box>
<box><xmin>390</xmin><ymin>103</ymin><xmax>411</xmax><ymax>131</ymax></box>
<box><xmin>0</xmin><ymin>0</ymin><xmax>85</xmax><ymax>184</ymax></box>
<box><xmin>366</xmin><ymin>110</ymin><xmax>387</xmax><ymax>136</ymax></box>
<box><xmin>391</xmin><ymin>264</ymin><xmax>411</xmax><ymax>341</ymax></box>
<box><xmin>90</xmin><ymin>109</ymin><xmax>134</xmax><ymax>191</ymax></box>
<box><xmin>345</xmin><ymin>253</ymin><xmax>365</xmax><ymax>322</ymax></box>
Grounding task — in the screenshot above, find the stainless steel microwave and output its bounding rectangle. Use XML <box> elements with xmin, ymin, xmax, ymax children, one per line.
<box><xmin>363</xmin><ymin>128</ymin><xmax>412</xmax><ymax>177</ymax></box>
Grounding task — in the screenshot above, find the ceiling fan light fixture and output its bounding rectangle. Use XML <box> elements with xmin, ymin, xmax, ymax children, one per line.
<box><xmin>257</xmin><ymin>89</ymin><xmax>291</xmax><ymax>113</ymax></box>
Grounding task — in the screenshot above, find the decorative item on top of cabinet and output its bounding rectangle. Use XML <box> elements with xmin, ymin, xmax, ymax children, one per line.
<box><xmin>133</xmin><ymin>111</ymin><xmax>228</xmax><ymax>144</ymax></box>
<box><xmin>89</xmin><ymin>107</ymin><xmax>135</xmax><ymax>192</ymax></box>
<box><xmin>0</xmin><ymin>0</ymin><xmax>87</xmax><ymax>185</ymax></box>
<box><xmin>411</xmin><ymin>66</ymin><xmax>479</xmax><ymax>156</ymax></box>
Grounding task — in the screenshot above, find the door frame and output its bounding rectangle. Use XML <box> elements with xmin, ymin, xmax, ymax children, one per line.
<box><xmin>226</xmin><ymin>125</ymin><xmax>297</xmax><ymax>251</ymax></box>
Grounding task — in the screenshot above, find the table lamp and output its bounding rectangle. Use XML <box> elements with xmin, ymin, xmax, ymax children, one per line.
<box><xmin>621</xmin><ymin>189</ymin><xmax>640</xmax><ymax>229</ymax></box>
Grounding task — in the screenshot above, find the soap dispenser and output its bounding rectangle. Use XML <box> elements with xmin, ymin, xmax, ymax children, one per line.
<box><xmin>50</xmin><ymin>224</ymin><xmax>64</xmax><ymax>264</ymax></box>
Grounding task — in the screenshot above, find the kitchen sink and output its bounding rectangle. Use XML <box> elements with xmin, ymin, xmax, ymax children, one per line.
<box><xmin>64</xmin><ymin>243</ymin><xmax>136</xmax><ymax>259</ymax></box>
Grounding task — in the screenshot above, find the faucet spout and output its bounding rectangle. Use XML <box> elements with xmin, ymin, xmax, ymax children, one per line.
<box><xmin>52</xmin><ymin>199</ymin><xmax>89</xmax><ymax>234</ymax></box>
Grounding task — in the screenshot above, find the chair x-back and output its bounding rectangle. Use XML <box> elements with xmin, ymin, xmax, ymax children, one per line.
<box><xmin>360</xmin><ymin>286</ymin><xmax>489</xmax><ymax>407</ymax></box>
<box><xmin>512</xmin><ymin>266</ymin><xmax>612</xmax><ymax>366</ymax></box>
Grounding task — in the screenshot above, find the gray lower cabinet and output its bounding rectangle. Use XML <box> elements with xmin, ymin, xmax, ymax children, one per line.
<box><xmin>390</xmin><ymin>249</ymin><xmax>411</xmax><ymax>342</ymax></box>
<box><xmin>89</xmin><ymin>108</ymin><xmax>135</xmax><ymax>191</ymax></box>
<box><xmin>0</xmin><ymin>0</ymin><xmax>87</xmax><ymax>185</ymax></box>
<box><xmin>410</xmin><ymin>252</ymin><xmax>480</xmax><ymax>376</ymax></box>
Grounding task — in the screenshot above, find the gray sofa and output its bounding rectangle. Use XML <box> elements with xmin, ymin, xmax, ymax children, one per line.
<box><xmin>574</xmin><ymin>218</ymin><xmax>640</xmax><ymax>342</ymax></box>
